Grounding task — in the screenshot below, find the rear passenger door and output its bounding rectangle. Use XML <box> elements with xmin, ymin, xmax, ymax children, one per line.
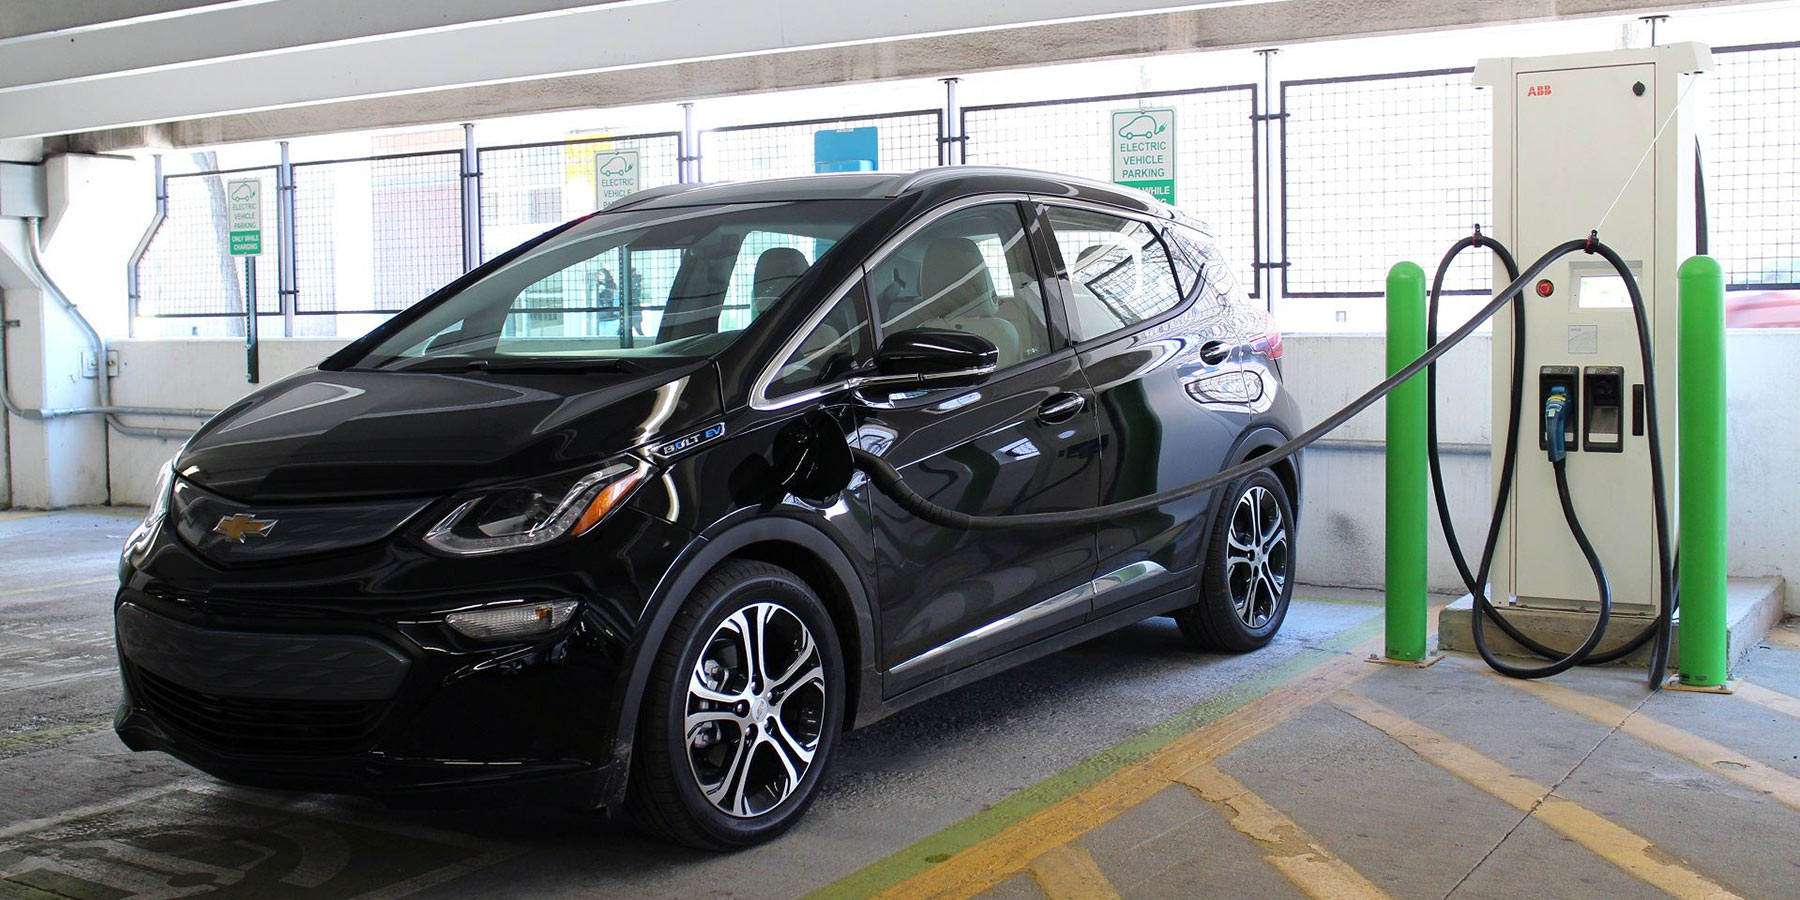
<box><xmin>1039</xmin><ymin>203</ymin><xmax>1248</xmax><ymax>619</ymax></box>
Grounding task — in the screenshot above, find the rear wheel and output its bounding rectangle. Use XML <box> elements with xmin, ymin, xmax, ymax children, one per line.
<box><xmin>627</xmin><ymin>561</ymin><xmax>844</xmax><ymax>849</ymax></box>
<box><xmin>1178</xmin><ymin>470</ymin><xmax>1295</xmax><ymax>652</ymax></box>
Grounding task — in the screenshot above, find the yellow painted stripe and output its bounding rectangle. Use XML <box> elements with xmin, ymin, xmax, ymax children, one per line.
<box><xmin>1026</xmin><ymin>845</ymin><xmax>1120</xmax><ymax>900</ymax></box>
<box><xmin>1763</xmin><ymin>628</ymin><xmax>1800</xmax><ymax>652</ymax></box>
<box><xmin>1463</xmin><ymin>662</ymin><xmax>1800</xmax><ymax>812</ymax></box>
<box><xmin>868</xmin><ymin>634</ymin><xmax>1387</xmax><ymax>900</ymax></box>
<box><xmin>1179</xmin><ymin>764</ymin><xmax>1394</xmax><ymax>900</ymax></box>
<box><xmin>1735</xmin><ymin>681</ymin><xmax>1800</xmax><ymax>722</ymax></box>
<box><xmin>1333</xmin><ymin>691</ymin><xmax>1749</xmax><ymax>900</ymax></box>
<box><xmin>0</xmin><ymin>510</ymin><xmax>47</xmax><ymax>522</ymax></box>
<box><xmin>0</xmin><ymin>576</ymin><xmax>116</xmax><ymax>599</ymax></box>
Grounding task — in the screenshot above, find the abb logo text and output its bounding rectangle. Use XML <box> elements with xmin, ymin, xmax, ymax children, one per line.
<box><xmin>1526</xmin><ymin>84</ymin><xmax>1553</xmax><ymax>97</ymax></box>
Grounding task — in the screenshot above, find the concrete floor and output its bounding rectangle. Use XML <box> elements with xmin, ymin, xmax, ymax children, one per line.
<box><xmin>2</xmin><ymin>508</ymin><xmax>1797</xmax><ymax>900</ymax></box>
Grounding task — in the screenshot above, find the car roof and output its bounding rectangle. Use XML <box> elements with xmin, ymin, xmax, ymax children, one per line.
<box><xmin>606</xmin><ymin>166</ymin><xmax>1169</xmax><ymax>217</ymax></box>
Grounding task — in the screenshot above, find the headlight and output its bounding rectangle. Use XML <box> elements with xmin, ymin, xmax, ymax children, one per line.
<box><xmin>422</xmin><ymin>458</ymin><xmax>651</xmax><ymax>556</ymax></box>
<box><xmin>124</xmin><ymin>460</ymin><xmax>176</xmax><ymax>553</ymax></box>
<box><xmin>445</xmin><ymin>599</ymin><xmax>580</xmax><ymax>641</ymax></box>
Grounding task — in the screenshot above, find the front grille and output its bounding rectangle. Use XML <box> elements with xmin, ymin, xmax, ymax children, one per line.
<box><xmin>135</xmin><ymin>667</ymin><xmax>387</xmax><ymax>756</ymax></box>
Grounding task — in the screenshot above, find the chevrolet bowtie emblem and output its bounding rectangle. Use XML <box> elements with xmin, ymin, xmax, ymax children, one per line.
<box><xmin>213</xmin><ymin>513</ymin><xmax>278</xmax><ymax>543</ymax></box>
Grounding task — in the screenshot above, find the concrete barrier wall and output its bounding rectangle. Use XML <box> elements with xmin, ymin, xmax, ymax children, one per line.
<box><xmin>98</xmin><ymin>331</ymin><xmax>1799</xmax><ymax>611</ymax></box>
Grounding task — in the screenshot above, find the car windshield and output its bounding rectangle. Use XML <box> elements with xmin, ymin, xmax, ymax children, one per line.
<box><xmin>346</xmin><ymin>200</ymin><xmax>883</xmax><ymax>372</ymax></box>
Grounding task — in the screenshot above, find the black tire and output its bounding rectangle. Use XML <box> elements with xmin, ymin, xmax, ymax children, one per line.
<box><xmin>1178</xmin><ymin>469</ymin><xmax>1296</xmax><ymax>652</ymax></box>
<box><xmin>626</xmin><ymin>560</ymin><xmax>845</xmax><ymax>850</ymax></box>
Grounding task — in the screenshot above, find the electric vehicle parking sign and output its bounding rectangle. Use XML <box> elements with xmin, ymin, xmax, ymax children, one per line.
<box><xmin>1112</xmin><ymin>108</ymin><xmax>1175</xmax><ymax>203</ymax></box>
<box><xmin>595</xmin><ymin>150</ymin><xmax>642</xmax><ymax>209</ymax></box>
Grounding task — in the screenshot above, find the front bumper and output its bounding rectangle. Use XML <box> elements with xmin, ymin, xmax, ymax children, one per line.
<box><xmin>113</xmin><ymin>507</ymin><xmax>693</xmax><ymax>807</ymax></box>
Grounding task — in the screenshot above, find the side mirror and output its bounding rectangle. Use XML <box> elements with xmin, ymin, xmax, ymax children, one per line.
<box><xmin>861</xmin><ymin>328</ymin><xmax>998</xmax><ymax>393</ymax></box>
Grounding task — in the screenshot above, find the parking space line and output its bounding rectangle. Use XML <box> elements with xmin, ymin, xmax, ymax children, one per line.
<box><xmin>1025</xmin><ymin>845</ymin><xmax>1120</xmax><ymax>900</ymax></box>
<box><xmin>1332</xmin><ymin>691</ymin><xmax>1750</xmax><ymax>900</ymax></box>
<box><xmin>0</xmin><ymin>511</ymin><xmax>47</xmax><ymax>522</ymax></box>
<box><xmin>1178</xmin><ymin>764</ymin><xmax>1394</xmax><ymax>900</ymax></box>
<box><xmin>1460</xmin><ymin>662</ymin><xmax>1800</xmax><ymax>812</ymax></box>
<box><xmin>1734</xmin><ymin>681</ymin><xmax>1800</xmax><ymax>722</ymax></box>
<box><xmin>0</xmin><ymin>576</ymin><xmax>116</xmax><ymax>599</ymax></box>
<box><xmin>0</xmin><ymin>716</ymin><xmax>112</xmax><ymax>754</ymax></box>
<box><xmin>851</xmin><ymin>628</ymin><xmax>1389</xmax><ymax>900</ymax></box>
<box><xmin>1762</xmin><ymin>628</ymin><xmax>1800</xmax><ymax>652</ymax></box>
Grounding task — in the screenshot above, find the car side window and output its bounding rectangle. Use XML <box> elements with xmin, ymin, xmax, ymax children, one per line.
<box><xmin>867</xmin><ymin>204</ymin><xmax>1052</xmax><ymax>370</ymax></box>
<box><xmin>1045</xmin><ymin>207</ymin><xmax>1184</xmax><ymax>342</ymax></box>
<box><xmin>767</xmin><ymin>280</ymin><xmax>873</xmax><ymax>400</ymax></box>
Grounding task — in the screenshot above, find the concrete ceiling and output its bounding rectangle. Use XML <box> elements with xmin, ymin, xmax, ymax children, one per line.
<box><xmin>0</xmin><ymin>0</ymin><xmax>1765</xmax><ymax>151</ymax></box>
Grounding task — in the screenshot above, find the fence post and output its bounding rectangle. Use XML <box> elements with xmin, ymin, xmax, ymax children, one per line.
<box><xmin>1385</xmin><ymin>261</ymin><xmax>1429</xmax><ymax>663</ymax></box>
<box><xmin>125</xmin><ymin>154</ymin><xmax>167</xmax><ymax>339</ymax></box>
<box><xmin>277</xmin><ymin>141</ymin><xmax>297</xmax><ymax>337</ymax></box>
<box><xmin>679</xmin><ymin>103</ymin><xmax>700</xmax><ymax>183</ymax></box>
<box><xmin>940</xmin><ymin>77</ymin><xmax>962</xmax><ymax>166</ymax></box>
<box><xmin>1677</xmin><ymin>255</ymin><xmax>1729</xmax><ymax>688</ymax></box>
<box><xmin>460</xmin><ymin>123</ymin><xmax>481</xmax><ymax>272</ymax></box>
<box><xmin>1255</xmin><ymin>48</ymin><xmax>1280</xmax><ymax>312</ymax></box>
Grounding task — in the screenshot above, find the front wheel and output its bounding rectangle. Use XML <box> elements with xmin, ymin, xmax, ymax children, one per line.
<box><xmin>1178</xmin><ymin>469</ymin><xmax>1295</xmax><ymax>652</ymax></box>
<box><xmin>627</xmin><ymin>561</ymin><xmax>845</xmax><ymax>849</ymax></box>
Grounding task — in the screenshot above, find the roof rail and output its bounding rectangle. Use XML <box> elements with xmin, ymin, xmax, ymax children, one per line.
<box><xmin>605</xmin><ymin>182</ymin><xmax>711</xmax><ymax>212</ymax></box>
<box><xmin>884</xmin><ymin>166</ymin><xmax>1159</xmax><ymax>205</ymax></box>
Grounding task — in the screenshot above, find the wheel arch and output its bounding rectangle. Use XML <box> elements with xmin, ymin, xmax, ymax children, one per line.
<box><xmin>601</xmin><ymin>511</ymin><xmax>879</xmax><ymax>808</ymax></box>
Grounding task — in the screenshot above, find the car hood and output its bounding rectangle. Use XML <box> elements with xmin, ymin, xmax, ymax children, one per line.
<box><xmin>177</xmin><ymin>362</ymin><xmax>722</xmax><ymax>503</ymax></box>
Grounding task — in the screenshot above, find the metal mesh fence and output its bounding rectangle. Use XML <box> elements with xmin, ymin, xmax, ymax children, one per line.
<box><xmin>137</xmin><ymin>168</ymin><xmax>280</xmax><ymax>317</ymax></box>
<box><xmin>700</xmin><ymin>111</ymin><xmax>942</xmax><ymax>183</ymax></box>
<box><xmin>1281</xmin><ymin>69</ymin><xmax>1491</xmax><ymax>297</ymax></box>
<box><xmin>292</xmin><ymin>151</ymin><xmax>464</xmax><ymax>314</ymax></box>
<box><xmin>1709</xmin><ymin>42</ymin><xmax>1800</xmax><ymax>290</ymax></box>
<box><xmin>478</xmin><ymin>132</ymin><xmax>681</xmax><ymax>262</ymax></box>
<box><xmin>963</xmin><ymin>86</ymin><xmax>1260</xmax><ymax>296</ymax></box>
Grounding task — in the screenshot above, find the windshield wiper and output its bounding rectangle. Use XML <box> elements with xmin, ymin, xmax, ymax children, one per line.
<box><xmin>380</xmin><ymin>357</ymin><xmax>644</xmax><ymax>374</ymax></box>
<box><xmin>458</xmin><ymin>358</ymin><xmax>644</xmax><ymax>374</ymax></box>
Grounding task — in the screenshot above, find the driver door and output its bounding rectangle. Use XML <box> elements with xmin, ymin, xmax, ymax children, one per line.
<box><xmin>857</xmin><ymin>201</ymin><xmax>1102</xmax><ymax>695</ymax></box>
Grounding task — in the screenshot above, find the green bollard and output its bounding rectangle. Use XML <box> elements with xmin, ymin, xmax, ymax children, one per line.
<box><xmin>1385</xmin><ymin>262</ymin><xmax>1429</xmax><ymax>662</ymax></box>
<box><xmin>1678</xmin><ymin>256</ymin><xmax>1729</xmax><ymax>687</ymax></box>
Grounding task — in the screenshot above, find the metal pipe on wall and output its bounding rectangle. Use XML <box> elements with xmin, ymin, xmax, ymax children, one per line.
<box><xmin>124</xmin><ymin>154</ymin><xmax>166</xmax><ymax>340</ymax></box>
<box><xmin>1</xmin><ymin>217</ymin><xmax>217</xmax><ymax>443</ymax></box>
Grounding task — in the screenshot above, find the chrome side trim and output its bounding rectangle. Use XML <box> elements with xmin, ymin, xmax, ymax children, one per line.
<box><xmin>888</xmin><ymin>581</ymin><xmax>1093</xmax><ymax>677</ymax></box>
<box><xmin>749</xmin><ymin>193</ymin><xmax>1031</xmax><ymax>412</ymax></box>
<box><xmin>1093</xmin><ymin>559</ymin><xmax>1168</xmax><ymax>596</ymax></box>
<box><xmin>887</xmin><ymin>560</ymin><xmax>1170</xmax><ymax>677</ymax></box>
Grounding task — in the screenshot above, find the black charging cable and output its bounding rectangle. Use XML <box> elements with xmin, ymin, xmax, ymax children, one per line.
<box><xmin>847</xmin><ymin>234</ymin><xmax>1675</xmax><ymax>687</ymax></box>
<box><xmin>1424</xmin><ymin>234</ymin><xmax>1669</xmax><ymax>682</ymax></box>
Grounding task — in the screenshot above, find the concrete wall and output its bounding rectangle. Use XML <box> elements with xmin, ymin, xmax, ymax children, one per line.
<box><xmin>65</xmin><ymin>329</ymin><xmax>1800</xmax><ymax>614</ymax></box>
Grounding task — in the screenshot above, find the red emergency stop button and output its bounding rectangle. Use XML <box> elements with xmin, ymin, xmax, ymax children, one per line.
<box><xmin>1535</xmin><ymin>279</ymin><xmax>1555</xmax><ymax>298</ymax></box>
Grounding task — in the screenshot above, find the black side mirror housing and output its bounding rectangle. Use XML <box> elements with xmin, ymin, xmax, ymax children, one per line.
<box><xmin>865</xmin><ymin>328</ymin><xmax>998</xmax><ymax>393</ymax></box>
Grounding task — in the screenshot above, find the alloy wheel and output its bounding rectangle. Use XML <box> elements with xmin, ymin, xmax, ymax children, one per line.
<box><xmin>1224</xmin><ymin>485</ymin><xmax>1289</xmax><ymax>629</ymax></box>
<box><xmin>685</xmin><ymin>602</ymin><xmax>826</xmax><ymax>818</ymax></box>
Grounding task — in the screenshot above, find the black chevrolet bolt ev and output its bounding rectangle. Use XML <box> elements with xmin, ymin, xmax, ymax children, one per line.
<box><xmin>115</xmin><ymin>167</ymin><xmax>1301</xmax><ymax>848</ymax></box>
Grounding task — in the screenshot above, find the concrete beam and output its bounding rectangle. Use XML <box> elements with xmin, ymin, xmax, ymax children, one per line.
<box><xmin>0</xmin><ymin>0</ymin><xmax>1271</xmax><ymax>141</ymax></box>
<box><xmin>0</xmin><ymin>0</ymin><xmax>230</xmax><ymax>41</ymax></box>
<box><xmin>0</xmin><ymin>0</ymin><xmax>636</xmax><ymax>90</ymax></box>
<box><xmin>64</xmin><ymin>0</ymin><xmax>1765</xmax><ymax>152</ymax></box>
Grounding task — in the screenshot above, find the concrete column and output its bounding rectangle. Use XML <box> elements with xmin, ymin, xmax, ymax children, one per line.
<box><xmin>0</xmin><ymin>220</ymin><xmax>108</xmax><ymax>508</ymax></box>
<box><xmin>0</xmin><ymin>152</ymin><xmax>147</xmax><ymax>508</ymax></box>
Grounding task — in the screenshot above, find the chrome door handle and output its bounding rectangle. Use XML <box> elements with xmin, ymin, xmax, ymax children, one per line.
<box><xmin>1200</xmin><ymin>340</ymin><xmax>1232</xmax><ymax>366</ymax></box>
<box><xmin>1038</xmin><ymin>392</ymin><xmax>1086</xmax><ymax>423</ymax></box>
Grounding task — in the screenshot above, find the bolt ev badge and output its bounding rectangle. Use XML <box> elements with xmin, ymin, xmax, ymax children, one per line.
<box><xmin>213</xmin><ymin>513</ymin><xmax>277</xmax><ymax>543</ymax></box>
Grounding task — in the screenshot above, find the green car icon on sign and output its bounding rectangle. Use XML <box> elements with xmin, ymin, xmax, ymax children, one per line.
<box><xmin>599</xmin><ymin>156</ymin><xmax>635</xmax><ymax>176</ymax></box>
<box><xmin>1116</xmin><ymin>114</ymin><xmax>1167</xmax><ymax>140</ymax></box>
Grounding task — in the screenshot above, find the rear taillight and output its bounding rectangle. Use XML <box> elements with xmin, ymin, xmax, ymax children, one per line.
<box><xmin>1253</xmin><ymin>314</ymin><xmax>1283</xmax><ymax>359</ymax></box>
